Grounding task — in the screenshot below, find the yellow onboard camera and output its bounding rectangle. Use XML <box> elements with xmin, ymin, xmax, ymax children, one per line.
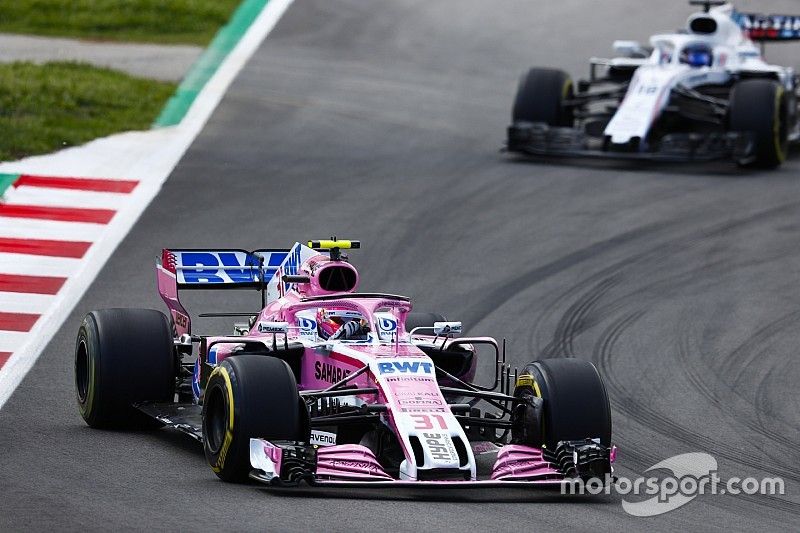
<box><xmin>308</xmin><ymin>239</ymin><xmax>360</xmax><ymax>250</ymax></box>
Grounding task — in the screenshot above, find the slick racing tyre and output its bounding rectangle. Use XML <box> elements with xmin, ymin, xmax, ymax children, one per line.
<box><xmin>512</xmin><ymin>67</ymin><xmax>575</xmax><ymax>127</ymax></box>
<box><xmin>513</xmin><ymin>358</ymin><xmax>611</xmax><ymax>449</ymax></box>
<box><xmin>75</xmin><ymin>308</ymin><xmax>175</xmax><ymax>428</ymax></box>
<box><xmin>729</xmin><ymin>78</ymin><xmax>789</xmax><ymax>168</ymax></box>
<box><xmin>404</xmin><ymin>312</ymin><xmax>446</xmax><ymax>332</ymax></box>
<box><xmin>202</xmin><ymin>355</ymin><xmax>306</xmax><ymax>483</ymax></box>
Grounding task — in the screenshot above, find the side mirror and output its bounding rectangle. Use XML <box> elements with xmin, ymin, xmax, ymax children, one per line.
<box><xmin>257</xmin><ymin>321</ymin><xmax>289</xmax><ymax>334</ymax></box>
<box><xmin>613</xmin><ymin>40</ymin><xmax>650</xmax><ymax>58</ymax></box>
<box><xmin>433</xmin><ymin>321</ymin><xmax>462</xmax><ymax>336</ymax></box>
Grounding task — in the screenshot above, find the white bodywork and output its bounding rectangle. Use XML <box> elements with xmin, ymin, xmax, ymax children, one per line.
<box><xmin>604</xmin><ymin>3</ymin><xmax>793</xmax><ymax>145</ymax></box>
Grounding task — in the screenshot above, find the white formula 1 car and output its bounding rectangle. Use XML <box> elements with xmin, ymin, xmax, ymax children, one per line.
<box><xmin>507</xmin><ymin>1</ymin><xmax>800</xmax><ymax>168</ymax></box>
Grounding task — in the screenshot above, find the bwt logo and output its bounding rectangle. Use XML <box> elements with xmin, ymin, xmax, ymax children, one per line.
<box><xmin>178</xmin><ymin>251</ymin><xmax>287</xmax><ymax>284</ymax></box>
<box><xmin>378</xmin><ymin>317</ymin><xmax>397</xmax><ymax>332</ymax></box>
<box><xmin>377</xmin><ymin>361</ymin><xmax>433</xmax><ymax>374</ymax></box>
<box><xmin>298</xmin><ymin>317</ymin><xmax>317</xmax><ymax>331</ymax></box>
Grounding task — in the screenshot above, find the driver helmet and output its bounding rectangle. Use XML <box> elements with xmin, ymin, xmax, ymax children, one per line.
<box><xmin>317</xmin><ymin>308</ymin><xmax>367</xmax><ymax>340</ymax></box>
<box><xmin>680</xmin><ymin>43</ymin><xmax>713</xmax><ymax>67</ymax></box>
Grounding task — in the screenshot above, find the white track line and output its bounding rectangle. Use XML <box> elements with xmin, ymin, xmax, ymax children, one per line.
<box><xmin>0</xmin><ymin>217</ymin><xmax>105</xmax><ymax>241</ymax></box>
<box><xmin>0</xmin><ymin>332</ymin><xmax>30</xmax><ymax>352</ymax></box>
<box><xmin>0</xmin><ymin>253</ymin><xmax>80</xmax><ymax>277</ymax></box>
<box><xmin>5</xmin><ymin>186</ymin><xmax>133</xmax><ymax>209</ymax></box>
<box><xmin>0</xmin><ymin>0</ymin><xmax>296</xmax><ymax>409</ymax></box>
<box><xmin>0</xmin><ymin>292</ymin><xmax>54</xmax><ymax>314</ymax></box>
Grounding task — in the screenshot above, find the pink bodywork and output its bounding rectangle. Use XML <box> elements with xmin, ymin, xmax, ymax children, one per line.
<box><xmin>203</xmin><ymin>291</ymin><xmax>474</xmax><ymax>387</ymax></box>
<box><xmin>490</xmin><ymin>445</ymin><xmax>561</xmax><ymax>481</ymax></box>
<box><xmin>156</xmin><ymin>250</ymin><xmax>191</xmax><ymax>337</ymax></box>
<box><xmin>319</xmin><ymin>443</ymin><xmax>563</xmax><ymax>481</ymax></box>
<box><xmin>252</xmin><ymin>440</ymin><xmax>570</xmax><ymax>485</ymax></box>
<box><xmin>158</xmin><ymin>245</ymin><xmax>596</xmax><ymax>484</ymax></box>
<box><xmin>316</xmin><ymin>445</ymin><xmax>393</xmax><ymax>480</ymax></box>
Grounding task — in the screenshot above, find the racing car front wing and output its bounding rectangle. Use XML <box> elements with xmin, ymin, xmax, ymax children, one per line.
<box><xmin>507</xmin><ymin>121</ymin><xmax>755</xmax><ymax>163</ymax></box>
<box><xmin>249</xmin><ymin>438</ymin><xmax>614</xmax><ymax>487</ymax></box>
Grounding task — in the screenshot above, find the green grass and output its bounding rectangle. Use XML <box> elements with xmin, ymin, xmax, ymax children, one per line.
<box><xmin>0</xmin><ymin>0</ymin><xmax>243</xmax><ymax>45</ymax></box>
<box><xmin>0</xmin><ymin>61</ymin><xmax>176</xmax><ymax>161</ymax></box>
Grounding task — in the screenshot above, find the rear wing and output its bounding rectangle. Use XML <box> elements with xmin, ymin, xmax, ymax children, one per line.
<box><xmin>160</xmin><ymin>249</ymin><xmax>289</xmax><ymax>289</ymax></box>
<box><xmin>156</xmin><ymin>243</ymin><xmax>322</xmax><ymax>337</ymax></box>
<box><xmin>733</xmin><ymin>12</ymin><xmax>800</xmax><ymax>41</ymax></box>
<box><xmin>157</xmin><ymin>248</ymin><xmax>289</xmax><ymax>337</ymax></box>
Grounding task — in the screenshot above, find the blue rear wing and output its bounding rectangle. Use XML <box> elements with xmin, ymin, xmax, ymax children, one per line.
<box><xmin>733</xmin><ymin>12</ymin><xmax>800</xmax><ymax>41</ymax></box>
<box><xmin>161</xmin><ymin>249</ymin><xmax>289</xmax><ymax>289</ymax></box>
<box><xmin>157</xmin><ymin>249</ymin><xmax>292</xmax><ymax>337</ymax></box>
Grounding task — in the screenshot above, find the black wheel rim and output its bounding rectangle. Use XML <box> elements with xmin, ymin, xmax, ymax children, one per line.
<box><xmin>75</xmin><ymin>339</ymin><xmax>89</xmax><ymax>404</ymax></box>
<box><xmin>205</xmin><ymin>386</ymin><xmax>227</xmax><ymax>454</ymax></box>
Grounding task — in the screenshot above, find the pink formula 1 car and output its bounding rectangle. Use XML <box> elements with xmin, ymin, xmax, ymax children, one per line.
<box><xmin>75</xmin><ymin>239</ymin><xmax>614</xmax><ymax>487</ymax></box>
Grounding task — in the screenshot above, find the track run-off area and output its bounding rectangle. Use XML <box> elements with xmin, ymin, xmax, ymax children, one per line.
<box><xmin>1</xmin><ymin>0</ymin><xmax>799</xmax><ymax>530</ymax></box>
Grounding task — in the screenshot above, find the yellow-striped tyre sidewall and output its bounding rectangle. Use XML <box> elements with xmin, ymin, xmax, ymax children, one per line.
<box><xmin>207</xmin><ymin>365</ymin><xmax>236</xmax><ymax>473</ymax></box>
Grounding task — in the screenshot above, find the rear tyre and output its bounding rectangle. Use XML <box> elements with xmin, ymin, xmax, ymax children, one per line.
<box><xmin>512</xmin><ymin>67</ymin><xmax>574</xmax><ymax>127</ymax></box>
<box><xmin>729</xmin><ymin>78</ymin><xmax>788</xmax><ymax>168</ymax></box>
<box><xmin>513</xmin><ymin>358</ymin><xmax>611</xmax><ymax>449</ymax></box>
<box><xmin>202</xmin><ymin>355</ymin><xmax>306</xmax><ymax>483</ymax></box>
<box><xmin>75</xmin><ymin>308</ymin><xmax>175</xmax><ymax>428</ymax></box>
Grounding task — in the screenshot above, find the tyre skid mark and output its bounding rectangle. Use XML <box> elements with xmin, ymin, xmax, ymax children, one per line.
<box><xmin>584</xmin><ymin>278</ymin><xmax>800</xmax><ymax>486</ymax></box>
<box><xmin>520</xmin><ymin>200</ymin><xmax>800</xmax><ymax>363</ymax></box>
<box><xmin>518</xmin><ymin>202</ymin><xmax>800</xmax><ymax>514</ymax></box>
<box><xmin>594</xmin><ymin>311</ymin><xmax>800</xmax><ymax>515</ymax></box>
<box><xmin>726</xmin><ymin>311</ymin><xmax>800</xmax><ymax>388</ymax></box>
<box><xmin>753</xmin><ymin>364</ymin><xmax>800</xmax><ymax>460</ymax></box>
<box><xmin>459</xmin><ymin>220</ymin><xmax>672</xmax><ymax>329</ymax></box>
<box><xmin>677</xmin><ymin>315</ymin><xmax>800</xmax><ymax>454</ymax></box>
<box><xmin>541</xmin><ymin>275</ymin><xmax>620</xmax><ymax>358</ymax></box>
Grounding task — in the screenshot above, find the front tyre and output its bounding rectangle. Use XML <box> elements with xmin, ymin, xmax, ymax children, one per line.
<box><xmin>729</xmin><ymin>78</ymin><xmax>789</xmax><ymax>168</ymax></box>
<box><xmin>513</xmin><ymin>358</ymin><xmax>611</xmax><ymax>449</ymax></box>
<box><xmin>75</xmin><ymin>308</ymin><xmax>175</xmax><ymax>428</ymax></box>
<box><xmin>202</xmin><ymin>355</ymin><xmax>306</xmax><ymax>483</ymax></box>
<box><xmin>512</xmin><ymin>67</ymin><xmax>574</xmax><ymax>127</ymax></box>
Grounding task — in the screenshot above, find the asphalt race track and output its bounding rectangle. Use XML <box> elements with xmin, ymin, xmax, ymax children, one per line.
<box><xmin>2</xmin><ymin>0</ymin><xmax>800</xmax><ymax>530</ymax></box>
